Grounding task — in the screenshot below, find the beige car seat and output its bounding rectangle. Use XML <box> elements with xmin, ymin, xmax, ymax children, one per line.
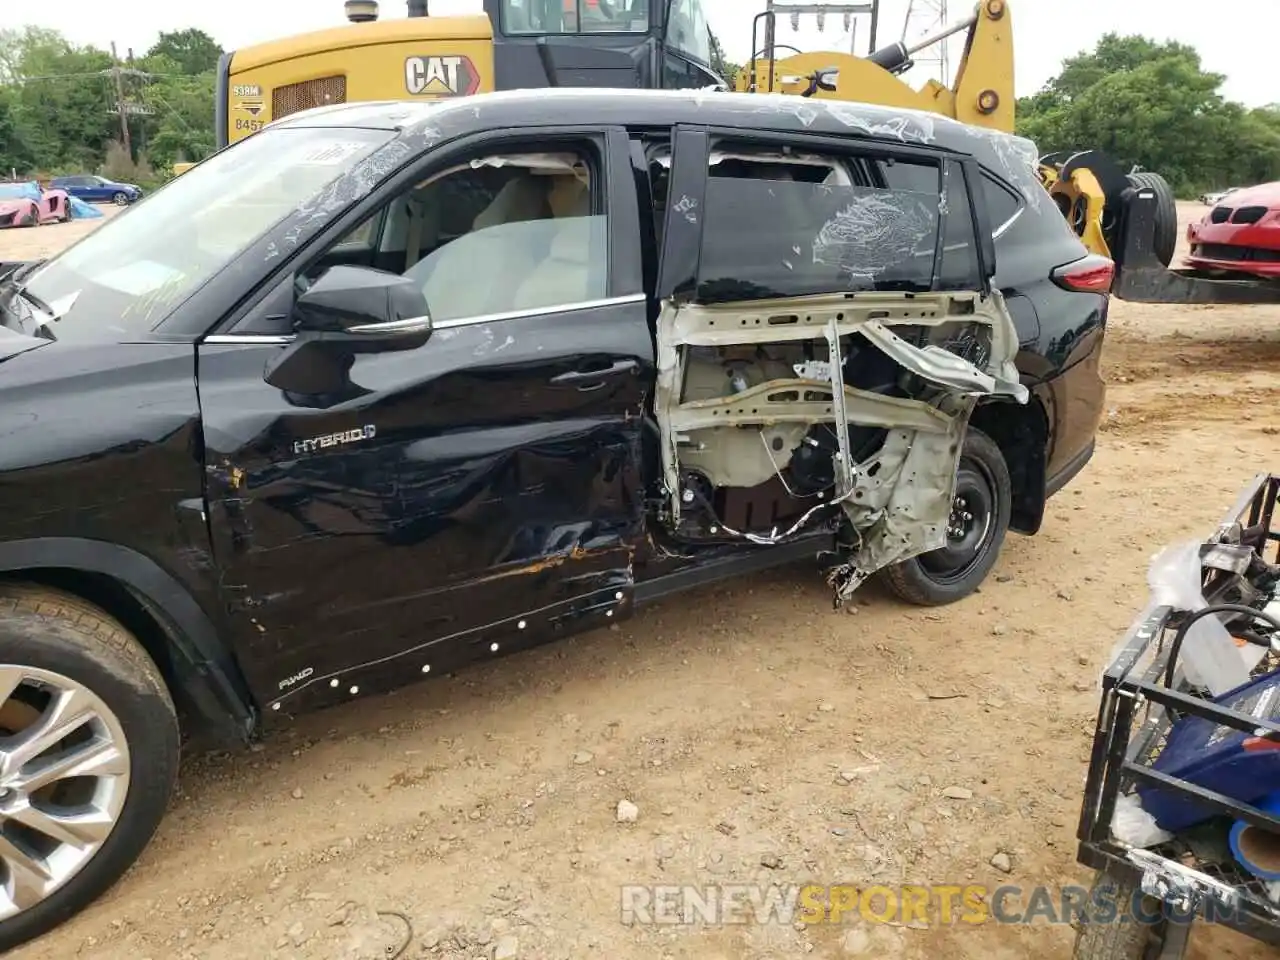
<box><xmin>413</xmin><ymin>173</ymin><xmax>551</xmax><ymax>319</ymax></box>
<box><xmin>511</xmin><ymin>173</ymin><xmax>601</xmax><ymax>309</ymax></box>
<box><xmin>471</xmin><ymin>174</ymin><xmax>549</xmax><ymax>231</ymax></box>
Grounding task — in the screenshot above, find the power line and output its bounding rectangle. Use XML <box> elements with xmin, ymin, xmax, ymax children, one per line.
<box><xmin>901</xmin><ymin>0</ymin><xmax>951</xmax><ymax>85</ymax></box>
<box><xmin>10</xmin><ymin>69</ymin><xmax>187</xmax><ymax>83</ymax></box>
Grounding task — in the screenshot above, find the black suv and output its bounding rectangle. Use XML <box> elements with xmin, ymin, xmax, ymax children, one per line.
<box><xmin>0</xmin><ymin>89</ymin><xmax>1107</xmax><ymax>948</ymax></box>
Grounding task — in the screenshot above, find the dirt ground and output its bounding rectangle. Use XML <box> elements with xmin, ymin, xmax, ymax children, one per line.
<box><xmin>1</xmin><ymin>201</ymin><xmax>1278</xmax><ymax>960</ymax></box>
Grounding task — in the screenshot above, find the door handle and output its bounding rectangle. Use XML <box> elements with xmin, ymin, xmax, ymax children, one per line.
<box><xmin>550</xmin><ymin>359</ymin><xmax>639</xmax><ymax>390</ymax></box>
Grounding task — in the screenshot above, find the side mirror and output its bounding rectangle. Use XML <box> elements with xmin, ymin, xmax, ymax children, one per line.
<box><xmin>263</xmin><ymin>265</ymin><xmax>433</xmax><ymax>397</ymax></box>
<box><xmin>293</xmin><ymin>264</ymin><xmax>433</xmax><ymax>347</ymax></box>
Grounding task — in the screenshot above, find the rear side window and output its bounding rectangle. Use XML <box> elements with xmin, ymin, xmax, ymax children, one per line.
<box><xmin>696</xmin><ymin>142</ymin><xmax>981</xmax><ymax>303</ymax></box>
<box><xmin>880</xmin><ymin>155</ymin><xmax>981</xmax><ymax>285</ymax></box>
<box><xmin>980</xmin><ymin>172</ymin><xmax>1022</xmax><ymax>235</ymax></box>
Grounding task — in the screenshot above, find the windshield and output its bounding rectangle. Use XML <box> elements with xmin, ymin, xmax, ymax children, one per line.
<box><xmin>18</xmin><ymin>125</ymin><xmax>392</xmax><ymax>342</ymax></box>
<box><xmin>503</xmin><ymin>0</ymin><xmax>649</xmax><ymax>34</ymax></box>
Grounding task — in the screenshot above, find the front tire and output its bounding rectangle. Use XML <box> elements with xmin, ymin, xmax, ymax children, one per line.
<box><xmin>111</xmin><ymin>192</ymin><xmax>129</xmax><ymax>205</ymax></box>
<box><xmin>0</xmin><ymin>585</ymin><xmax>179</xmax><ymax>952</ymax></box>
<box><xmin>880</xmin><ymin>427</ymin><xmax>1012</xmax><ymax>606</ymax></box>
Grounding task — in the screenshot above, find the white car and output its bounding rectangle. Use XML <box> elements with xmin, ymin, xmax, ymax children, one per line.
<box><xmin>1199</xmin><ymin>186</ymin><xmax>1241</xmax><ymax>205</ymax></box>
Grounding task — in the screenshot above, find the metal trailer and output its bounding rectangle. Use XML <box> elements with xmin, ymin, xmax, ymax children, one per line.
<box><xmin>1076</xmin><ymin>472</ymin><xmax>1280</xmax><ymax>958</ymax></box>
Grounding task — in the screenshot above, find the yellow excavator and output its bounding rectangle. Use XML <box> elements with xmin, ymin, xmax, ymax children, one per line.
<box><xmin>202</xmin><ymin>0</ymin><xmax>1277</xmax><ymax>305</ymax></box>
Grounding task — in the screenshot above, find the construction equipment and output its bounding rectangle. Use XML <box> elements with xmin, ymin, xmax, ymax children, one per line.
<box><xmin>215</xmin><ymin>0</ymin><xmax>721</xmax><ymax>149</ymax></box>
<box><xmin>212</xmin><ymin>0</ymin><xmax>1280</xmax><ymax>305</ymax></box>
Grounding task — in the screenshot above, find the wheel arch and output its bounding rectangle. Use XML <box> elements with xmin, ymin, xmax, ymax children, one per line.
<box><xmin>0</xmin><ymin>538</ymin><xmax>255</xmax><ymax>746</ymax></box>
<box><xmin>970</xmin><ymin>395</ymin><xmax>1049</xmax><ymax>536</ymax></box>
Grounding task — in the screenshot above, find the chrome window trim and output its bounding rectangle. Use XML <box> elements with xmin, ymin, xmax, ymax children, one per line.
<box><xmin>991</xmin><ymin>204</ymin><xmax>1024</xmax><ymax>241</ymax></box>
<box><xmin>203</xmin><ymin>293</ymin><xmax>647</xmax><ymax>345</ymax></box>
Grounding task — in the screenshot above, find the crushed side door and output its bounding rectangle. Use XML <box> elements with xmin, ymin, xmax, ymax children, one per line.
<box><xmin>652</xmin><ymin>126</ymin><xmax>1028</xmax><ymax>604</ymax></box>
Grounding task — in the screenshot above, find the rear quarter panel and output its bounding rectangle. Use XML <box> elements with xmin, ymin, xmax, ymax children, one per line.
<box><xmin>974</xmin><ymin>133</ymin><xmax>1106</xmax><ymax>483</ymax></box>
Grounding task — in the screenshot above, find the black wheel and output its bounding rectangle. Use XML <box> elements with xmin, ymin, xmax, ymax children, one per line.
<box><xmin>880</xmin><ymin>427</ymin><xmax>1011</xmax><ymax>606</ymax></box>
<box><xmin>1126</xmin><ymin>172</ymin><xmax>1178</xmax><ymax>267</ymax></box>
<box><xmin>1073</xmin><ymin>867</ymin><xmax>1183</xmax><ymax>960</ymax></box>
<box><xmin>0</xmin><ymin>585</ymin><xmax>179</xmax><ymax>952</ymax></box>
<box><xmin>111</xmin><ymin>192</ymin><xmax>129</xmax><ymax>206</ymax></box>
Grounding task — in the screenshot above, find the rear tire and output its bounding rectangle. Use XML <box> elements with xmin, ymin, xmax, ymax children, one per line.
<box><xmin>1072</xmin><ymin>867</ymin><xmax>1182</xmax><ymax>960</ymax></box>
<box><xmin>1126</xmin><ymin>172</ymin><xmax>1178</xmax><ymax>267</ymax></box>
<box><xmin>0</xmin><ymin>585</ymin><xmax>179</xmax><ymax>953</ymax></box>
<box><xmin>880</xmin><ymin>427</ymin><xmax>1011</xmax><ymax>606</ymax></box>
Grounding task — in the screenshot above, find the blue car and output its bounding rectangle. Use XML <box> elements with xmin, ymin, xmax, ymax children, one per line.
<box><xmin>49</xmin><ymin>175</ymin><xmax>142</xmax><ymax>205</ymax></box>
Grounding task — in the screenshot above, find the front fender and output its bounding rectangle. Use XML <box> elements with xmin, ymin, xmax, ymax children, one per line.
<box><xmin>0</xmin><ymin>537</ymin><xmax>255</xmax><ymax>743</ymax></box>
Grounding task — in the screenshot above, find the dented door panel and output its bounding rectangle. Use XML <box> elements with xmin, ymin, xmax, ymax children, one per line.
<box><xmin>197</xmin><ymin>301</ymin><xmax>654</xmax><ymax>712</ymax></box>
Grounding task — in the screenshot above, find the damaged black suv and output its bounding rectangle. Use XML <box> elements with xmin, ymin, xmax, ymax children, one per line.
<box><xmin>0</xmin><ymin>89</ymin><xmax>1107</xmax><ymax>948</ymax></box>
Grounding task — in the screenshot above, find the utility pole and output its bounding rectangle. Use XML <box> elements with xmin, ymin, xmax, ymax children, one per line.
<box><xmin>109</xmin><ymin>41</ymin><xmax>132</xmax><ymax>156</ymax></box>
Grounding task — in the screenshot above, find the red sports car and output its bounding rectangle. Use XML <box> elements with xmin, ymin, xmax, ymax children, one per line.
<box><xmin>1185</xmin><ymin>181</ymin><xmax>1280</xmax><ymax>279</ymax></box>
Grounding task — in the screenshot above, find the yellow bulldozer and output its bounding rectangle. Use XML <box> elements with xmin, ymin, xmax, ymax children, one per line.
<box><xmin>207</xmin><ymin>0</ymin><xmax>1278</xmax><ymax>305</ymax></box>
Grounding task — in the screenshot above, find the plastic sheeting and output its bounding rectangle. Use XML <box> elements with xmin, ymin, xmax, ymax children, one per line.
<box><xmin>67</xmin><ymin>196</ymin><xmax>102</xmax><ymax>219</ymax></box>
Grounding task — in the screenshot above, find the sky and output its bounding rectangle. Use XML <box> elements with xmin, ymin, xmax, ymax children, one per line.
<box><xmin>15</xmin><ymin>0</ymin><xmax>1278</xmax><ymax>107</ymax></box>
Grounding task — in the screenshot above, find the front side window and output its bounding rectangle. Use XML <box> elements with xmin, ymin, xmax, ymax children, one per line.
<box><xmin>241</xmin><ymin>144</ymin><xmax>608</xmax><ymax>333</ymax></box>
<box><xmin>18</xmin><ymin>126</ymin><xmax>393</xmax><ymax>342</ymax></box>
<box><xmin>696</xmin><ymin>142</ymin><xmax>971</xmax><ymax>303</ymax></box>
<box><xmin>503</xmin><ymin>0</ymin><xmax>650</xmax><ymax>35</ymax></box>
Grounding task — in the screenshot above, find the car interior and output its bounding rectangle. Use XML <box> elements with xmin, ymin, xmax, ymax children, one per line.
<box><xmin>307</xmin><ymin>151</ymin><xmax>606</xmax><ymax>322</ymax></box>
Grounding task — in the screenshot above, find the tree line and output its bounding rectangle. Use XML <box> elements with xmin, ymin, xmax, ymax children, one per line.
<box><xmin>1015</xmin><ymin>34</ymin><xmax>1280</xmax><ymax>196</ymax></box>
<box><xmin>2</xmin><ymin>24</ymin><xmax>1276</xmax><ymax>197</ymax></box>
<box><xmin>0</xmin><ymin>26</ymin><xmax>220</xmax><ymax>189</ymax></box>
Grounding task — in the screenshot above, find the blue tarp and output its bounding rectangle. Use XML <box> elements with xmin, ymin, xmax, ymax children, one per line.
<box><xmin>68</xmin><ymin>196</ymin><xmax>102</xmax><ymax>219</ymax></box>
<box><xmin>0</xmin><ymin>180</ymin><xmax>103</xmax><ymax>219</ymax></box>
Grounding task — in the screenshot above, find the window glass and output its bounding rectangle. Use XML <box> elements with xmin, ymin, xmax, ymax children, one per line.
<box><xmin>667</xmin><ymin>0</ymin><xmax>711</xmax><ymax>63</ymax></box>
<box><xmin>885</xmin><ymin>156</ymin><xmax>1017</xmax><ymax>242</ymax></box>
<box><xmin>939</xmin><ymin>160</ymin><xmax>980</xmax><ymax>288</ymax></box>
<box><xmin>697</xmin><ymin>145</ymin><xmax>946</xmax><ymax>303</ymax></box>
<box><xmin>980</xmin><ymin>171</ymin><xmax>1022</xmax><ymax>233</ymax></box>
<box><xmin>297</xmin><ymin>149</ymin><xmax>607</xmax><ymax>326</ymax></box>
<box><xmin>502</xmin><ymin>0</ymin><xmax>649</xmax><ymax>35</ymax></box>
<box><xmin>16</xmin><ymin>126</ymin><xmax>391</xmax><ymax>341</ymax></box>
<box><xmin>662</xmin><ymin>50</ymin><xmax>720</xmax><ymax>89</ymax></box>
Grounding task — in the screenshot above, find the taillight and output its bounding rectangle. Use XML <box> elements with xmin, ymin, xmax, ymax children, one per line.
<box><xmin>1051</xmin><ymin>254</ymin><xmax>1115</xmax><ymax>293</ymax></box>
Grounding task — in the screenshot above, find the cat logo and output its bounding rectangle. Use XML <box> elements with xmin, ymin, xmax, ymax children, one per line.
<box><xmin>238</xmin><ymin>99</ymin><xmax>265</xmax><ymax>117</ymax></box>
<box><xmin>403</xmin><ymin>55</ymin><xmax>481</xmax><ymax>97</ymax></box>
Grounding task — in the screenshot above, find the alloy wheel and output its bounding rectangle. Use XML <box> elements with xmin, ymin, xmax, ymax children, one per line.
<box><xmin>0</xmin><ymin>665</ymin><xmax>131</xmax><ymax>920</ymax></box>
